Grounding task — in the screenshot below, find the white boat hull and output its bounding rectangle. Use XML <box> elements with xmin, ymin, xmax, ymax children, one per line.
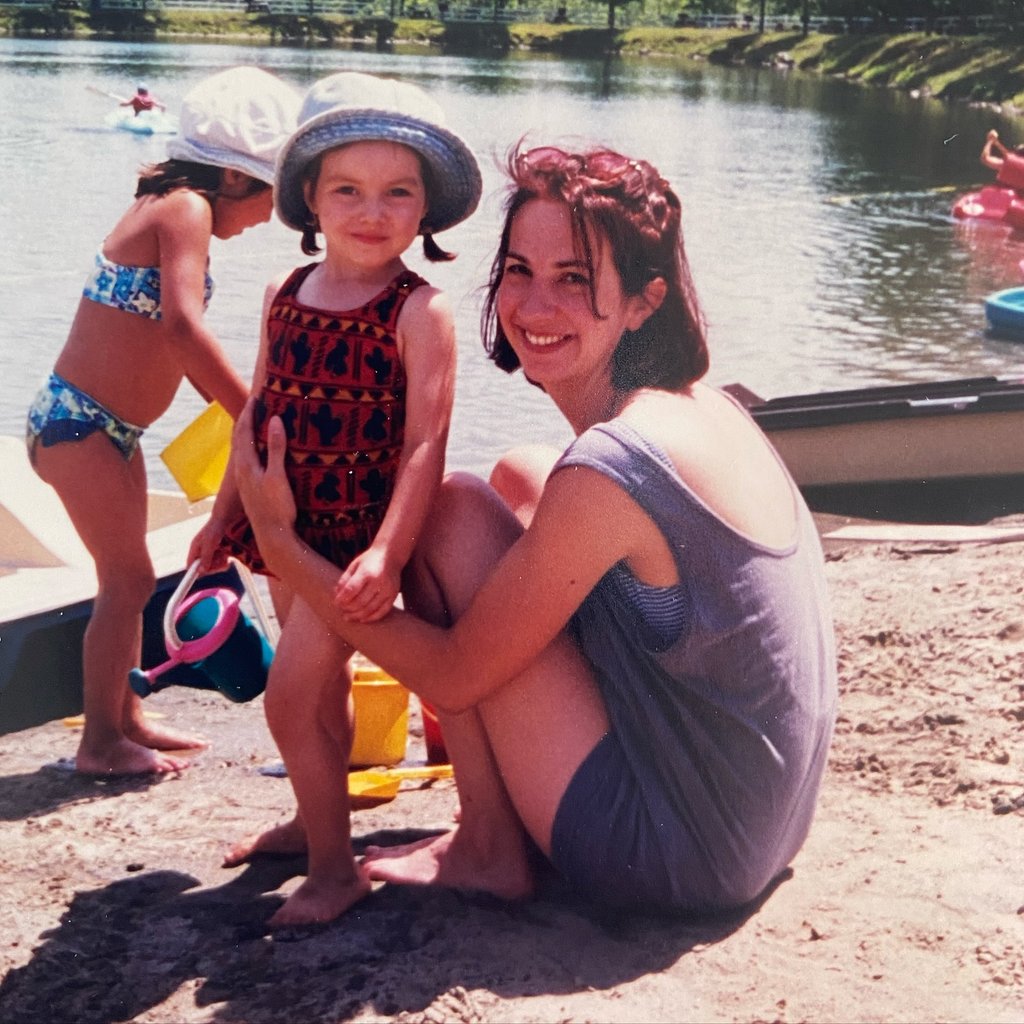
<box><xmin>0</xmin><ymin>436</ymin><xmax>239</xmax><ymax>734</ymax></box>
<box><xmin>767</xmin><ymin>409</ymin><xmax>1024</xmax><ymax>487</ymax></box>
<box><xmin>727</xmin><ymin>377</ymin><xmax>1024</xmax><ymax>522</ymax></box>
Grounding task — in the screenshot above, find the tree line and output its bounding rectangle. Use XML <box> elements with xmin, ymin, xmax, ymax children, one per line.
<box><xmin>681</xmin><ymin>0</ymin><xmax>1018</xmax><ymax>28</ymax></box>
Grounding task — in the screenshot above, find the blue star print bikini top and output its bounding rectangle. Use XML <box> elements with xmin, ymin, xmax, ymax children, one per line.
<box><xmin>82</xmin><ymin>248</ymin><xmax>214</xmax><ymax>320</ymax></box>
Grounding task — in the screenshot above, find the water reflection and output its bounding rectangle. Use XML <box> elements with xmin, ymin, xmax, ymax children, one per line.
<box><xmin>4</xmin><ymin>37</ymin><xmax>1024</xmax><ymax>485</ymax></box>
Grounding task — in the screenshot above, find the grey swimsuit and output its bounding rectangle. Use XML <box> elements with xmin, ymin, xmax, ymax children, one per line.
<box><xmin>549</xmin><ymin>419</ymin><xmax>837</xmax><ymax>913</ymax></box>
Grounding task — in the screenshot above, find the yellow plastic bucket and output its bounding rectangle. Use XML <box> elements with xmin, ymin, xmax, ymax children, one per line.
<box><xmin>160</xmin><ymin>402</ymin><xmax>233</xmax><ymax>503</ymax></box>
<box><xmin>350</xmin><ymin>662</ymin><xmax>409</xmax><ymax>768</ymax></box>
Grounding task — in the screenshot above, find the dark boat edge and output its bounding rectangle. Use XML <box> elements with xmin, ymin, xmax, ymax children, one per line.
<box><xmin>723</xmin><ymin>377</ymin><xmax>1024</xmax><ymax>432</ymax></box>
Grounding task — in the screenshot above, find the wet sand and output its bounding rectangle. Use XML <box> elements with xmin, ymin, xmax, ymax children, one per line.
<box><xmin>1</xmin><ymin>531</ymin><xmax>1023</xmax><ymax>1023</ymax></box>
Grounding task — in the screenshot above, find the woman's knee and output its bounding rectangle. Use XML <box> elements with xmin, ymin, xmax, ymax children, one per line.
<box><xmin>488</xmin><ymin>444</ymin><xmax>560</xmax><ymax>527</ymax></box>
<box><xmin>430</xmin><ymin>472</ymin><xmax>523</xmax><ymax>551</ymax></box>
<box><xmin>415</xmin><ymin>468</ymin><xmax>520</xmax><ymax>569</ymax></box>
<box><xmin>408</xmin><ymin>473</ymin><xmax>522</xmax><ymax>614</ymax></box>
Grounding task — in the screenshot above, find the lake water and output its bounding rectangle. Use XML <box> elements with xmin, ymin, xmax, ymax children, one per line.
<box><xmin>3</xmin><ymin>36</ymin><xmax>1024</xmax><ymax>488</ymax></box>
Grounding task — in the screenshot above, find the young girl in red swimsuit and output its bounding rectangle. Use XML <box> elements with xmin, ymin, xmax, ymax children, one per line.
<box><xmin>189</xmin><ymin>71</ymin><xmax>481</xmax><ymax>928</ymax></box>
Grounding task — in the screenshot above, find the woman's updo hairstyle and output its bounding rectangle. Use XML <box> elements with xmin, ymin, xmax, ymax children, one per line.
<box><xmin>482</xmin><ymin>142</ymin><xmax>708</xmax><ymax>391</ymax></box>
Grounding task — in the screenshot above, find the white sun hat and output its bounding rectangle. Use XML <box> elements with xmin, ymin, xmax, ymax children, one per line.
<box><xmin>275</xmin><ymin>70</ymin><xmax>482</xmax><ymax>235</ymax></box>
<box><xmin>167</xmin><ymin>66</ymin><xmax>301</xmax><ymax>185</ymax></box>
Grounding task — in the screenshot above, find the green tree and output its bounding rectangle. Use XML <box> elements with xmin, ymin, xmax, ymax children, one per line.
<box><xmin>600</xmin><ymin>0</ymin><xmax>652</xmax><ymax>29</ymax></box>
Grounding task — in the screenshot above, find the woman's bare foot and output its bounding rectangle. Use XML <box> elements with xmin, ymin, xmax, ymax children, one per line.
<box><xmin>269</xmin><ymin>865</ymin><xmax>372</xmax><ymax>928</ymax></box>
<box><xmin>223</xmin><ymin>818</ymin><xmax>308</xmax><ymax>867</ymax></box>
<box><xmin>363</xmin><ymin>828</ymin><xmax>534</xmax><ymax>901</ymax></box>
<box><xmin>363</xmin><ymin>833</ymin><xmax>440</xmax><ymax>860</ymax></box>
<box><xmin>74</xmin><ymin>736</ymin><xmax>189</xmax><ymax>776</ymax></box>
<box><xmin>126</xmin><ymin>719</ymin><xmax>208</xmax><ymax>752</ymax></box>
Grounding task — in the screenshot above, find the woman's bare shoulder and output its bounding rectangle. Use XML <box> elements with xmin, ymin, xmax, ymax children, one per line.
<box><xmin>618</xmin><ymin>385</ymin><xmax>798</xmax><ymax>546</ymax></box>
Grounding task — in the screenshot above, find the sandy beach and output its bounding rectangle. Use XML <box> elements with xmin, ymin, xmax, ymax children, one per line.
<box><xmin>1</xmin><ymin>527</ymin><xmax>1023</xmax><ymax>1023</ymax></box>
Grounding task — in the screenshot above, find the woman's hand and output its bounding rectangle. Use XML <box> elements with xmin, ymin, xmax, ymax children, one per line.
<box><xmin>232</xmin><ymin>399</ymin><xmax>297</xmax><ymax>570</ymax></box>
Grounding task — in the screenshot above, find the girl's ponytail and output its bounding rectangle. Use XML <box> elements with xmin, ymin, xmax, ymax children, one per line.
<box><xmin>422</xmin><ymin>232</ymin><xmax>455</xmax><ymax>263</ymax></box>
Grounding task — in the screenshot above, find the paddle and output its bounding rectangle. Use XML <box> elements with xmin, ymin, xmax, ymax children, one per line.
<box><xmin>86</xmin><ymin>83</ymin><xmax>130</xmax><ymax>104</ymax></box>
<box><xmin>826</xmin><ymin>184</ymin><xmax>957</xmax><ymax>205</ymax></box>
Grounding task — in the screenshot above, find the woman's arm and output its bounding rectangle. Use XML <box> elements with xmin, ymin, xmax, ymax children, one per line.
<box><xmin>234</xmin><ymin>409</ymin><xmax>645</xmax><ymax>712</ymax></box>
<box><xmin>156</xmin><ymin>190</ymin><xmax>250</xmax><ymax>419</ymax></box>
<box><xmin>335</xmin><ymin>287</ymin><xmax>457</xmax><ymax>621</ymax></box>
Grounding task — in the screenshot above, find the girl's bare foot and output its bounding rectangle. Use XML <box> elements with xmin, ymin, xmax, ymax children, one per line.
<box><xmin>363</xmin><ymin>828</ymin><xmax>534</xmax><ymax>901</ymax></box>
<box><xmin>126</xmin><ymin>719</ymin><xmax>208</xmax><ymax>752</ymax></box>
<box><xmin>74</xmin><ymin>736</ymin><xmax>189</xmax><ymax>776</ymax></box>
<box><xmin>269</xmin><ymin>864</ymin><xmax>372</xmax><ymax>928</ymax></box>
<box><xmin>223</xmin><ymin>818</ymin><xmax>307</xmax><ymax>867</ymax></box>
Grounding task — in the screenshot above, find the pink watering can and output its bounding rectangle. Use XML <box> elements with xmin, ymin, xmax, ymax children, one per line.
<box><xmin>130</xmin><ymin>560</ymin><xmax>273</xmax><ymax>703</ymax></box>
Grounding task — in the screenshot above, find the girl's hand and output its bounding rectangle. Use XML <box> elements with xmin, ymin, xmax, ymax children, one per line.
<box><xmin>233</xmin><ymin>401</ymin><xmax>296</xmax><ymax>568</ymax></box>
<box><xmin>187</xmin><ymin>520</ymin><xmax>229</xmax><ymax>575</ymax></box>
<box><xmin>335</xmin><ymin>547</ymin><xmax>400</xmax><ymax>623</ymax></box>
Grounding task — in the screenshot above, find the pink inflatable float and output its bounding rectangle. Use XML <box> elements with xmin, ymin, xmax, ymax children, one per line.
<box><xmin>952</xmin><ymin>186</ymin><xmax>1024</xmax><ymax>230</ymax></box>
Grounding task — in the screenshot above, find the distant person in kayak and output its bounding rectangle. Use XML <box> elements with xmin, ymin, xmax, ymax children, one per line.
<box><xmin>25</xmin><ymin>67</ymin><xmax>299</xmax><ymax>777</ymax></box>
<box><xmin>980</xmin><ymin>129</ymin><xmax>1024</xmax><ymax>193</ymax></box>
<box><xmin>229</xmin><ymin>141</ymin><xmax>838</xmax><ymax>919</ymax></box>
<box><xmin>122</xmin><ymin>82</ymin><xmax>166</xmax><ymax>117</ymax></box>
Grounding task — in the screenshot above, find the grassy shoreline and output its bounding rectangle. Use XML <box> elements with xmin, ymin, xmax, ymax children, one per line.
<box><xmin>4</xmin><ymin>8</ymin><xmax>1024</xmax><ymax>112</ymax></box>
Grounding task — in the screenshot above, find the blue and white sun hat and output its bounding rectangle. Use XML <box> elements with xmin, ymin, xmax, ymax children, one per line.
<box><xmin>167</xmin><ymin>67</ymin><xmax>301</xmax><ymax>185</ymax></box>
<box><xmin>275</xmin><ymin>71</ymin><xmax>482</xmax><ymax>235</ymax></box>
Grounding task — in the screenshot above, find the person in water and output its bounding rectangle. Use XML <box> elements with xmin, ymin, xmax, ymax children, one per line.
<box><xmin>980</xmin><ymin>129</ymin><xmax>1024</xmax><ymax>193</ymax></box>
<box><xmin>26</xmin><ymin>67</ymin><xmax>300</xmax><ymax>777</ymax></box>
<box><xmin>228</xmin><ymin>141</ymin><xmax>838</xmax><ymax>917</ymax></box>
<box><xmin>122</xmin><ymin>82</ymin><xmax>166</xmax><ymax>117</ymax></box>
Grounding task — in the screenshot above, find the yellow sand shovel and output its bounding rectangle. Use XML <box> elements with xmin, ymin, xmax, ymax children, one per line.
<box><xmin>349</xmin><ymin>764</ymin><xmax>453</xmax><ymax>808</ymax></box>
<box><xmin>160</xmin><ymin>402</ymin><xmax>233</xmax><ymax>502</ymax></box>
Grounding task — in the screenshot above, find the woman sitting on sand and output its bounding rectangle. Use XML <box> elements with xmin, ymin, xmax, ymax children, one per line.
<box><xmin>229</xmin><ymin>142</ymin><xmax>839</xmax><ymax>916</ymax></box>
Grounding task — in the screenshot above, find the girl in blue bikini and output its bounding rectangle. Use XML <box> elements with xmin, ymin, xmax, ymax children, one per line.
<box><xmin>26</xmin><ymin>67</ymin><xmax>299</xmax><ymax>777</ymax></box>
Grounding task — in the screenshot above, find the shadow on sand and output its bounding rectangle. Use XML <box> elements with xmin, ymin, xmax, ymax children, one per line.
<box><xmin>0</xmin><ymin>824</ymin><xmax>791</xmax><ymax>1023</ymax></box>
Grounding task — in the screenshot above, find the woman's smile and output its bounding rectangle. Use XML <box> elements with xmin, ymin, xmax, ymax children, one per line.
<box><xmin>522</xmin><ymin>330</ymin><xmax>570</xmax><ymax>348</ymax></box>
<box><xmin>497</xmin><ymin>198</ymin><xmax>636</xmax><ymax>392</ymax></box>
